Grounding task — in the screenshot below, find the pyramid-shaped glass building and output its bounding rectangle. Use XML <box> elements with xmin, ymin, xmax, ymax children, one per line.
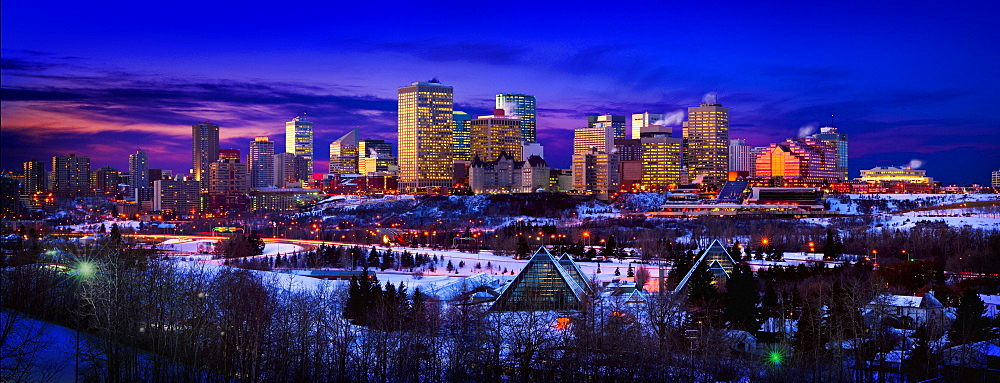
<box><xmin>492</xmin><ymin>247</ymin><xmax>590</xmax><ymax>311</ymax></box>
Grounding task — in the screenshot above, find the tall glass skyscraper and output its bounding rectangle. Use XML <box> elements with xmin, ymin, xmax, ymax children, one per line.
<box><xmin>191</xmin><ymin>122</ymin><xmax>219</xmax><ymax>189</ymax></box>
<box><xmin>398</xmin><ymin>80</ymin><xmax>454</xmax><ymax>190</ymax></box>
<box><xmin>249</xmin><ymin>136</ymin><xmax>275</xmax><ymax>188</ymax></box>
<box><xmin>286</xmin><ymin>115</ymin><xmax>314</xmax><ymax>176</ymax></box>
<box><xmin>811</xmin><ymin>126</ymin><xmax>849</xmax><ymax>180</ymax></box>
<box><xmin>495</xmin><ymin>93</ymin><xmax>536</xmax><ymax>142</ymax></box>
<box><xmin>129</xmin><ymin>149</ymin><xmax>150</xmax><ymax>190</ymax></box>
<box><xmin>452</xmin><ymin>111</ymin><xmax>473</xmax><ymax>161</ymax></box>
<box><xmin>329</xmin><ymin>129</ymin><xmax>359</xmax><ymax>175</ymax></box>
<box><xmin>588</xmin><ymin>114</ymin><xmax>627</xmax><ymax>139</ymax></box>
<box><xmin>684</xmin><ymin>103</ymin><xmax>729</xmax><ymax>188</ymax></box>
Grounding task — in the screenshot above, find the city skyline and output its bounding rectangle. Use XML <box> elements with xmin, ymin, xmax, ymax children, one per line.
<box><xmin>2</xmin><ymin>2</ymin><xmax>998</xmax><ymax>185</ymax></box>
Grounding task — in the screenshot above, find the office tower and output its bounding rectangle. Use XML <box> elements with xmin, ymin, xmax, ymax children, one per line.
<box><xmin>0</xmin><ymin>177</ymin><xmax>20</xmax><ymax>217</ymax></box>
<box><xmin>273</xmin><ymin>153</ymin><xmax>295</xmax><ymax>187</ymax></box>
<box><xmin>153</xmin><ymin>179</ymin><xmax>201</xmax><ymax>214</ymax></box>
<box><xmin>359</xmin><ymin>153</ymin><xmax>399</xmax><ymax>175</ymax></box>
<box><xmin>209</xmin><ymin>158</ymin><xmax>249</xmax><ymax>209</ymax></box>
<box><xmin>286</xmin><ymin>115</ymin><xmax>314</xmax><ymax>174</ymax></box>
<box><xmin>572</xmin><ymin>147</ymin><xmax>620</xmax><ymax>193</ymax></box>
<box><xmin>631</xmin><ymin>112</ymin><xmax>665</xmax><ymax>139</ymax></box>
<box><xmin>728</xmin><ymin>139</ymin><xmax>754</xmax><ymax>172</ymax></box>
<box><xmin>755</xmin><ymin>138</ymin><xmax>839</xmax><ymax>182</ymax></box>
<box><xmin>218</xmin><ymin>149</ymin><xmax>241</xmax><ymax>161</ymax></box>
<box><xmin>359</xmin><ymin>139</ymin><xmax>393</xmax><ymax>158</ymax></box>
<box><xmin>573</xmin><ymin>126</ymin><xmax>616</xmax><ymax>154</ymax></box>
<box><xmin>249</xmin><ymin>136</ymin><xmax>275</xmax><ymax>188</ymax></box>
<box><xmin>470</xmin><ymin>109</ymin><xmax>522</xmax><ymax>162</ymax></box>
<box><xmin>750</xmin><ymin>146</ymin><xmax>767</xmax><ymax>176</ymax></box>
<box><xmin>129</xmin><ymin>149</ymin><xmax>150</xmax><ymax>190</ymax></box>
<box><xmin>684</xmin><ymin>102</ymin><xmax>729</xmax><ymax>187</ymax></box>
<box><xmin>810</xmin><ymin>126</ymin><xmax>849</xmax><ymax>180</ymax></box>
<box><xmin>92</xmin><ymin>166</ymin><xmax>120</xmax><ymax>195</ymax></box>
<box><xmin>522</xmin><ymin>142</ymin><xmax>544</xmax><ymax>160</ymax></box>
<box><xmin>397</xmin><ymin>80</ymin><xmax>454</xmax><ymax>190</ymax></box>
<box><xmin>191</xmin><ymin>122</ymin><xmax>220</xmax><ymax>188</ymax></box>
<box><xmin>452</xmin><ymin>111</ymin><xmax>473</xmax><ymax>161</ymax></box>
<box><xmin>614</xmin><ymin>139</ymin><xmax>643</xmax><ymax>191</ymax></box>
<box><xmin>639</xmin><ymin>127</ymin><xmax>683</xmax><ymax>190</ymax></box>
<box><xmin>495</xmin><ymin>93</ymin><xmax>537</xmax><ymax>143</ymax></box>
<box><xmin>587</xmin><ymin>114</ymin><xmax>627</xmax><ymax>139</ymax></box>
<box><xmin>329</xmin><ymin>129</ymin><xmax>359</xmax><ymax>175</ymax></box>
<box><xmin>51</xmin><ymin>154</ymin><xmax>91</xmax><ymax>196</ymax></box>
<box><xmin>992</xmin><ymin>169</ymin><xmax>1000</xmax><ymax>188</ymax></box>
<box><xmin>23</xmin><ymin>159</ymin><xmax>46</xmax><ymax>195</ymax></box>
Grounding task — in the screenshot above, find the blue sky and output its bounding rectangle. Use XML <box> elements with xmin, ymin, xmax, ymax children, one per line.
<box><xmin>2</xmin><ymin>1</ymin><xmax>998</xmax><ymax>184</ymax></box>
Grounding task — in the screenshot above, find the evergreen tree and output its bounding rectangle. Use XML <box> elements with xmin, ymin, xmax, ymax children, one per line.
<box><xmin>761</xmin><ymin>283</ymin><xmax>779</xmax><ymax>320</ymax></box>
<box><xmin>952</xmin><ymin>289</ymin><xmax>988</xmax><ymax>344</ymax></box>
<box><xmin>794</xmin><ymin>301</ymin><xmax>824</xmax><ymax>352</ymax></box>
<box><xmin>626</xmin><ymin>264</ymin><xmax>634</xmax><ymax>278</ymax></box>
<box><xmin>458</xmin><ymin>260</ymin><xmax>465</xmax><ymax>269</ymax></box>
<box><xmin>515</xmin><ymin>235</ymin><xmax>530</xmax><ymax>258</ymax></box>
<box><xmin>247</xmin><ymin>232</ymin><xmax>265</xmax><ymax>255</ymax></box>
<box><xmin>687</xmin><ymin>263</ymin><xmax>717</xmax><ymax>304</ymax></box>
<box><xmin>823</xmin><ymin>230</ymin><xmax>842</xmax><ymax>261</ymax></box>
<box><xmin>723</xmin><ymin>265</ymin><xmax>761</xmax><ymax>332</ymax></box>
<box><xmin>903</xmin><ymin>326</ymin><xmax>935</xmax><ymax>381</ymax></box>
<box><xmin>446</xmin><ymin>260</ymin><xmax>454</xmax><ymax>272</ymax></box>
<box><xmin>614</xmin><ymin>267</ymin><xmax>621</xmax><ymax>276</ymax></box>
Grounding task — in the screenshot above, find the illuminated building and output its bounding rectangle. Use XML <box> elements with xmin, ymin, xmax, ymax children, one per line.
<box><xmin>615</xmin><ymin>139</ymin><xmax>642</xmax><ymax>190</ymax></box>
<box><xmin>452</xmin><ymin>111</ymin><xmax>472</xmax><ymax>161</ymax></box>
<box><xmin>993</xmin><ymin>169</ymin><xmax>1000</xmax><ymax>188</ymax></box>
<box><xmin>397</xmin><ymin>80</ymin><xmax>454</xmax><ymax>191</ymax></box>
<box><xmin>329</xmin><ymin>129</ymin><xmax>359</xmax><ymax>175</ymax></box>
<box><xmin>359</xmin><ymin>139</ymin><xmax>393</xmax><ymax>158</ymax></box>
<box><xmin>495</xmin><ymin>93</ymin><xmax>537</xmax><ymax>143</ymax></box>
<box><xmin>359</xmin><ymin>153</ymin><xmax>399</xmax><ymax>175</ymax></box>
<box><xmin>470</xmin><ymin>109</ymin><xmax>522</xmax><ymax>163</ymax></box>
<box><xmin>588</xmin><ymin>114</ymin><xmax>627</xmax><ymax>139</ymax></box>
<box><xmin>191</xmin><ymin>122</ymin><xmax>219</xmax><ymax>189</ymax></box>
<box><xmin>129</xmin><ymin>150</ymin><xmax>150</xmax><ymax>190</ymax></box>
<box><xmin>573</xmin><ymin>125</ymin><xmax>616</xmax><ymax>154</ymax></box>
<box><xmin>218</xmin><ymin>149</ymin><xmax>240</xmax><ymax>161</ymax></box>
<box><xmin>728</xmin><ymin>139</ymin><xmax>754</xmax><ymax>172</ymax></box>
<box><xmin>51</xmin><ymin>153</ymin><xmax>91</xmax><ymax>197</ymax></box>
<box><xmin>755</xmin><ymin>138</ymin><xmax>839</xmax><ymax>182</ymax></box>
<box><xmin>491</xmin><ymin>247</ymin><xmax>589</xmax><ymax>311</ymax></box>
<box><xmin>209</xmin><ymin>157</ymin><xmax>249</xmax><ymax>209</ymax></box>
<box><xmin>0</xmin><ymin>177</ymin><xmax>21</xmax><ymax>217</ymax></box>
<box><xmin>23</xmin><ymin>159</ymin><xmax>47</xmax><ymax>195</ymax></box>
<box><xmin>152</xmin><ymin>179</ymin><xmax>200</xmax><ymax>214</ymax></box>
<box><xmin>684</xmin><ymin>102</ymin><xmax>729</xmax><ymax>188</ymax></box>
<box><xmin>631</xmin><ymin>112</ymin><xmax>664</xmax><ymax>139</ymax></box>
<box><xmin>469</xmin><ymin>154</ymin><xmax>549</xmax><ymax>193</ymax></box>
<box><xmin>810</xmin><ymin>126</ymin><xmax>849</xmax><ymax>180</ymax></box>
<box><xmin>250</xmin><ymin>187</ymin><xmax>321</xmax><ymax>212</ymax></box>
<box><xmin>857</xmin><ymin>166</ymin><xmax>934</xmax><ymax>184</ymax></box>
<box><xmin>285</xmin><ymin>115</ymin><xmax>314</xmax><ymax>175</ymax></box>
<box><xmin>273</xmin><ymin>152</ymin><xmax>310</xmax><ymax>187</ymax></box>
<box><xmin>572</xmin><ymin>147</ymin><xmax>620</xmax><ymax>193</ymax></box>
<box><xmin>249</xmin><ymin>136</ymin><xmax>275</xmax><ymax>188</ymax></box>
<box><xmin>640</xmin><ymin>129</ymin><xmax>683</xmax><ymax>190</ymax></box>
<box><xmin>91</xmin><ymin>166</ymin><xmax>119</xmax><ymax>195</ymax></box>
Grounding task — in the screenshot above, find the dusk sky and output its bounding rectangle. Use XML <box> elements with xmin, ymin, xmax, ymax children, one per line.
<box><xmin>2</xmin><ymin>1</ymin><xmax>998</xmax><ymax>184</ymax></box>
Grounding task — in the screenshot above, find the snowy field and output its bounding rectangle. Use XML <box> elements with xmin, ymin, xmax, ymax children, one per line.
<box><xmin>1</xmin><ymin>310</ymin><xmax>81</xmax><ymax>382</ymax></box>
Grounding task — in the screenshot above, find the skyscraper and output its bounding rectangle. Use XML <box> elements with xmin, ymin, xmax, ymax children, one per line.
<box><xmin>572</xmin><ymin>147</ymin><xmax>620</xmax><ymax>193</ymax></box>
<box><xmin>588</xmin><ymin>114</ymin><xmax>627</xmax><ymax>139</ymax></box>
<box><xmin>452</xmin><ymin>111</ymin><xmax>473</xmax><ymax>161</ymax></box>
<box><xmin>92</xmin><ymin>166</ymin><xmax>119</xmax><ymax>194</ymax></box>
<box><xmin>329</xmin><ymin>129</ymin><xmax>360</xmax><ymax>175</ymax></box>
<box><xmin>23</xmin><ymin>159</ymin><xmax>46</xmax><ymax>195</ymax></box>
<box><xmin>249</xmin><ymin>136</ymin><xmax>275</xmax><ymax>188</ymax></box>
<box><xmin>639</xmin><ymin>127</ymin><xmax>683</xmax><ymax>190</ymax></box>
<box><xmin>755</xmin><ymin>138</ymin><xmax>839</xmax><ymax>182</ymax></box>
<box><xmin>397</xmin><ymin>80</ymin><xmax>454</xmax><ymax>190</ymax></box>
<box><xmin>728</xmin><ymin>139</ymin><xmax>754</xmax><ymax>173</ymax></box>
<box><xmin>129</xmin><ymin>149</ymin><xmax>150</xmax><ymax>189</ymax></box>
<box><xmin>209</xmin><ymin>157</ymin><xmax>249</xmax><ymax>210</ymax></box>
<box><xmin>470</xmin><ymin>109</ymin><xmax>522</xmax><ymax>162</ymax></box>
<box><xmin>684</xmin><ymin>102</ymin><xmax>729</xmax><ymax>188</ymax></box>
<box><xmin>631</xmin><ymin>112</ymin><xmax>665</xmax><ymax>139</ymax></box>
<box><xmin>286</xmin><ymin>115</ymin><xmax>314</xmax><ymax>176</ymax></box>
<box><xmin>495</xmin><ymin>93</ymin><xmax>537</xmax><ymax>143</ymax></box>
<box><xmin>810</xmin><ymin>126</ymin><xmax>849</xmax><ymax>180</ymax></box>
<box><xmin>191</xmin><ymin>122</ymin><xmax>220</xmax><ymax>189</ymax></box>
<box><xmin>573</xmin><ymin>125</ymin><xmax>616</xmax><ymax>154</ymax></box>
<box><xmin>51</xmin><ymin>154</ymin><xmax>91</xmax><ymax>196</ymax></box>
<box><xmin>359</xmin><ymin>139</ymin><xmax>393</xmax><ymax>158</ymax></box>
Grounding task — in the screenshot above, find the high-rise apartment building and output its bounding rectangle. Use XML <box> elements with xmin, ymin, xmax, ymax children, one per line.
<box><xmin>810</xmin><ymin>126</ymin><xmax>849</xmax><ymax>180</ymax></box>
<box><xmin>191</xmin><ymin>122</ymin><xmax>220</xmax><ymax>188</ymax></box>
<box><xmin>218</xmin><ymin>149</ymin><xmax>241</xmax><ymax>161</ymax></box>
<box><xmin>452</xmin><ymin>111</ymin><xmax>473</xmax><ymax>161</ymax></box>
<box><xmin>992</xmin><ymin>169</ymin><xmax>1000</xmax><ymax>188</ymax></box>
<box><xmin>631</xmin><ymin>112</ymin><xmax>665</xmax><ymax>139</ymax></box>
<box><xmin>470</xmin><ymin>109</ymin><xmax>522</xmax><ymax>162</ymax></box>
<box><xmin>286</xmin><ymin>115</ymin><xmax>314</xmax><ymax>175</ymax></box>
<box><xmin>51</xmin><ymin>154</ymin><xmax>91</xmax><ymax>196</ymax></box>
<box><xmin>23</xmin><ymin>159</ymin><xmax>46</xmax><ymax>195</ymax></box>
<box><xmin>588</xmin><ymin>114</ymin><xmax>627</xmax><ymax>139</ymax></box>
<box><xmin>273</xmin><ymin>153</ymin><xmax>310</xmax><ymax>187</ymax></box>
<box><xmin>572</xmin><ymin>147</ymin><xmax>620</xmax><ymax>193</ymax></box>
<box><xmin>92</xmin><ymin>166</ymin><xmax>119</xmax><ymax>194</ymax></box>
<box><xmin>359</xmin><ymin>139</ymin><xmax>393</xmax><ymax>158</ymax></box>
<box><xmin>684</xmin><ymin>103</ymin><xmax>729</xmax><ymax>187</ymax></box>
<box><xmin>153</xmin><ymin>179</ymin><xmax>201</xmax><ymax>214</ymax></box>
<box><xmin>329</xmin><ymin>129</ymin><xmax>360</xmax><ymax>175</ymax></box>
<box><xmin>639</xmin><ymin>127</ymin><xmax>683</xmax><ymax>190</ymax></box>
<box><xmin>129</xmin><ymin>149</ymin><xmax>150</xmax><ymax>190</ymax></box>
<box><xmin>728</xmin><ymin>139</ymin><xmax>754</xmax><ymax>173</ymax></box>
<box><xmin>495</xmin><ymin>93</ymin><xmax>537</xmax><ymax>143</ymax></box>
<box><xmin>573</xmin><ymin>126</ymin><xmax>616</xmax><ymax>154</ymax></box>
<box><xmin>209</xmin><ymin>158</ymin><xmax>249</xmax><ymax>209</ymax></box>
<box><xmin>755</xmin><ymin>138</ymin><xmax>839</xmax><ymax>182</ymax></box>
<box><xmin>615</xmin><ymin>139</ymin><xmax>643</xmax><ymax>191</ymax></box>
<box><xmin>249</xmin><ymin>136</ymin><xmax>275</xmax><ymax>188</ymax></box>
<box><xmin>397</xmin><ymin>80</ymin><xmax>454</xmax><ymax>190</ymax></box>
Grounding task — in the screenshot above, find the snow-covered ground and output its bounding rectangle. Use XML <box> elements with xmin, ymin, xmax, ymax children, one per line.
<box><xmin>828</xmin><ymin>193</ymin><xmax>999</xmax><ymax>215</ymax></box>
<box><xmin>61</xmin><ymin>220</ymin><xmax>142</xmax><ymax>232</ymax></box>
<box><xmin>1</xmin><ymin>310</ymin><xmax>81</xmax><ymax>382</ymax></box>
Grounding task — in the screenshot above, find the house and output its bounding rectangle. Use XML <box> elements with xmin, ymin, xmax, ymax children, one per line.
<box><xmin>866</xmin><ymin>291</ymin><xmax>945</xmax><ymax>328</ymax></box>
<box><xmin>979</xmin><ymin>294</ymin><xmax>1000</xmax><ymax>319</ymax></box>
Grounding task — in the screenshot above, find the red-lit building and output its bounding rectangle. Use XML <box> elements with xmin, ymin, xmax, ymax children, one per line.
<box><xmin>755</xmin><ymin>138</ymin><xmax>839</xmax><ymax>182</ymax></box>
